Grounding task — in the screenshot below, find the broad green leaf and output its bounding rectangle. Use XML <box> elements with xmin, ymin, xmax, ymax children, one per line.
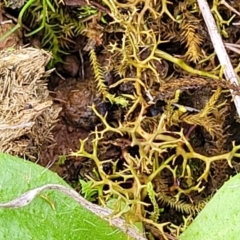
<box><xmin>180</xmin><ymin>173</ymin><xmax>240</xmax><ymax>240</ymax></box>
<box><xmin>0</xmin><ymin>153</ymin><xmax>128</xmax><ymax>240</ymax></box>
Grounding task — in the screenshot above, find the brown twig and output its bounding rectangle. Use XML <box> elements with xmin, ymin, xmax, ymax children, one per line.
<box><xmin>64</xmin><ymin>0</ymin><xmax>111</xmax><ymax>15</ymax></box>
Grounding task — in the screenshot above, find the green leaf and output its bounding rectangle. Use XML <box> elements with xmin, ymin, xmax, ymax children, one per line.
<box><xmin>0</xmin><ymin>153</ymin><xmax>129</xmax><ymax>240</ymax></box>
<box><xmin>180</xmin><ymin>173</ymin><xmax>240</xmax><ymax>240</ymax></box>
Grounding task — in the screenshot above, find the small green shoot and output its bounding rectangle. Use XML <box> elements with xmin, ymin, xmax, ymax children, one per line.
<box><xmin>80</xmin><ymin>179</ymin><xmax>98</xmax><ymax>201</ymax></box>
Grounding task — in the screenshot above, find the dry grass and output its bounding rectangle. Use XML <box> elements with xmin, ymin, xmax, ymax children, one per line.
<box><xmin>0</xmin><ymin>47</ymin><xmax>61</xmax><ymax>159</ymax></box>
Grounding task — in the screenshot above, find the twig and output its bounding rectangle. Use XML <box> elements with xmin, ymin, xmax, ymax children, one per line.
<box><xmin>0</xmin><ymin>122</ymin><xmax>34</xmax><ymax>130</ymax></box>
<box><xmin>225</xmin><ymin>43</ymin><xmax>240</xmax><ymax>55</ymax></box>
<box><xmin>0</xmin><ymin>184</ymin><xmax>147</xmax><ymax>240</ymax></box>
<box><xmin>197</xmin><ymin>0</ymin><xmax>240</xmax><ymax>117</ymax></box>
<box><xmin>64</xmin><ymin>0</ymin><xmax>111</xmax><ymax>15</ymax></box>
<box><xmin>2</xmin><ymin>12</ymin><xmax>31</xmax><ymax>31</ymax></box>
<box><xmin>220</xmin><ymin>0</ymin><xmax>240</xmax><ymax>17</ymax></box>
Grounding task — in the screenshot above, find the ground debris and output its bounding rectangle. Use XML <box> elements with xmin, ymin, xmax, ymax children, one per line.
<box><xmin>0</xmin><ymin>47</ymin><xmax>61</xmax><ymax>160</ymax></box>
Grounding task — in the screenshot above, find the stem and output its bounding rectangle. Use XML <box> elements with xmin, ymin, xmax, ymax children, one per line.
<box><xmin>0</xmin><ymin>0</ymin><xmax>35</xmax><ymax>43</ymax></box>
<box><xmin>154</xmin><ymin>49</ymin><xmax>219</xmax><ymax>80</ymax></box>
